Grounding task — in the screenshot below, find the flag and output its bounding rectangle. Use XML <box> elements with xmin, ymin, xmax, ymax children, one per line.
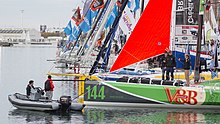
<box><xmin>127</xmin><ymin>0</ymin><xmax>140</xmax><ymax>12</ymax></box>
<box><xmin>90</xmin><ymin>0</ymin><xmax>104</xmax><ymax>11</ymax></box>
<box><xmin>64</xmin><ymin>20</ymin><xmax>72</xmax><ymax>35</ymax></box>
<box><xmin>68</xmin><ymin>35</ymin><xmax>74</xmax><ymax>42</ymax></box>
<box><xmin>79</xmin><ymin>19</ymin><xmax>91</xmax><ymax>33</ymax></box>
<box><xmin>72</xmin><ymin>26</ymin><xmax>80</xmax><ymax>40</ymax></box>
<box><xmin>105</xmin><ymin>4</ymin><xmax>118</xmax><ymax>28</ymax></box>
<box><xmin>67</xmin><ymin>26</ymin><xmax>80</xmax><ymax>42</ymax></box>
<box><xmin>80</xmin><ymin>0</ymin><xmax>103</xmax><ymax>33</ymax></box>
<box><xmin>205</xmin><ymin>21</ymin><xmax>216</xmax><ymax>41</ymax></box>
<box><xmin>79</xmin><ymin>8</ymin><xmax>97</xmax><ymax>33</ymax></box>
<box><xmin>72</xmin><ymin>7</ymin><xmax>82</xmax><ymax>26</ymax></box>
<box><xmin>82</xmin><ymin>0</ymin><xmax>93</xmax><ymax>16</ymax></box>
<box><xmin>88</xmin><ymin>7</ymin><xmax>98</xmax><ymax>19</ymax></box>
<box><xmin>119</xmin><ymin>6</ymin><xmax>136</xmax><ymax>35</ymax></box>
<box><xmin>210</xmin><ymin>6</ymin><xmax>218</xmax><ymax>33</ymax></box>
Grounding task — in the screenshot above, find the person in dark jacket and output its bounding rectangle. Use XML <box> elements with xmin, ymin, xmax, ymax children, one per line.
<box><xmin>159</xmin><ymin>52</ymin><xmax>168</xmax><ymax>80</ymax></box>
<box><xmin>44</xmin><ymin>75</ymin><xmax>54</xmax><ymax>100</ymax></box>
<box><xmin>26</xmin><ymin>80</ymin><xmax>35</xmax><ymax>96</ymax></box>
<box><xmin>165</xmin><ymin>51</ymin><xmax>176</xmax><ymax>80</ymax></box>
<box><xmin>179</xmin><ymin>54</ymin><xmax>191</xmax><ymax>86</ymax></box>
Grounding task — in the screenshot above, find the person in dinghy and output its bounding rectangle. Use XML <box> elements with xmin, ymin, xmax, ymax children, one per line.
<box><xmin>26</xmin><ymin>80</ymin><xmax>35</xmax><ymax>98</ymax></box>
<box><xmin>44</xmin><ymin>75</ymin><xmax>54</xmax><ymax>100</ymax></box>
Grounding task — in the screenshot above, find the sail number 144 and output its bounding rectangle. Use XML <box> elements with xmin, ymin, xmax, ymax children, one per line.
<box><xmin>86</xmin><ymin>85</ymin><xmax>105</xmax><ymax>100</ymax></box>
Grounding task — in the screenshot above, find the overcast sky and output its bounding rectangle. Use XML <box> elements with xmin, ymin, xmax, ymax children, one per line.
<box><xmin>0</xmin><ymin>0</ymin><xmax>82</xmax><ymax>30</ymax></box>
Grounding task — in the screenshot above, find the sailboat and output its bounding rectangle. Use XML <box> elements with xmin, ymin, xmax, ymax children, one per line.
<box><xmin>82</xmin><ymin>0</ymin><xmax>220</xmax><ymax>109</ymax></box>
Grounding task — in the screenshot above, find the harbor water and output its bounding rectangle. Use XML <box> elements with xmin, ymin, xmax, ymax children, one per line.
<box><xmin>1</xmin><ymin>46</ymin><xmax>220</xmax><ymax>124</ymax></box>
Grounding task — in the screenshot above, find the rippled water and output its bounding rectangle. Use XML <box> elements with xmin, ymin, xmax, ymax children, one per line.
<box><xmin>7</xmin><ymin>107</ymin><xmax>220</xmax><ymax>124</ymax></box>
<box><xmin>1</xmin><ymin>46</ymin><xmax>220</xmax><ymax>124</ymax></box>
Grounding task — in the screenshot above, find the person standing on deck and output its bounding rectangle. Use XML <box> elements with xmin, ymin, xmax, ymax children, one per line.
<box><xmin>44</xmin><ymin>75</ymin><xmax>54</xmax><ymax>100</ymax></box>
<box><xmin>159</xmin><ymin>51</ymin><xmax>167</xmax><ymax>80</ymax></box>
<box><xmin>179</xmin><ymin>54</ymin><xmax>191</xmax><ymax>86</ymax></box>
<box><xmin>209</xmin><ymin>56</ymin><xmax>218</xmax><ymax>79</ymax></box>
<box><xmin>165</xmin><ymin>51</ymin><xmax>176</xmax><ymax>80</ymax></box>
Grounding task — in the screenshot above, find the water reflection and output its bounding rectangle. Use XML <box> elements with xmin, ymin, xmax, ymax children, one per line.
<box><xmin>84</xmin><ymin>107</ymin><xmax>220</xmax><ymax>124</ymax></box>
<box><xmin>8</xmin><ymin>109</ymin><xmax>84</xmax><ymax>124</ymax></box>
<box><xmin>8</xmin><ymin>107</ymin><xmax>220</xmax><ymax>124</ymax></box>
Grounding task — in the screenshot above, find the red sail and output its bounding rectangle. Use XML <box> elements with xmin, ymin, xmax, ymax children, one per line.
<box><xmin>110</xmin><ymin>0</ymin><xmax>173</xmax><ymax>72</ymax></box>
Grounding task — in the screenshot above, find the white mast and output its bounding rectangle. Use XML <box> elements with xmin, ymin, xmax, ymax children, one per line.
<box><xmin>170</xmin><ymin>0</ymin><xmax>176</xmax><ymax>51</ymax></box>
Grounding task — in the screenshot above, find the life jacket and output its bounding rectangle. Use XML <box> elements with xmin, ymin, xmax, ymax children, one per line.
<box><xmin>49</xmin><ymin>79</ymin><xmax>54</xmax><ymax>91</ymax></box>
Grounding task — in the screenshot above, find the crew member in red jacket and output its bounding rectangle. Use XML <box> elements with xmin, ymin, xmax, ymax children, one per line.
<box><xmin>44</xmin><ymin>75</ymin><xmax>54</xmax><ymax>100</ymax></box>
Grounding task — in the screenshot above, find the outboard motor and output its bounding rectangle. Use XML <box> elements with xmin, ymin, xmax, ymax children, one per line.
<box><xmin>59</xmin><ymin>96</ymin><xmax>72</xmax><ymax>112</ymax></box>
<box><xmin>36</xmin><ymin>87</ymin><xmax>44</xmax><ymax>95</ymax></box>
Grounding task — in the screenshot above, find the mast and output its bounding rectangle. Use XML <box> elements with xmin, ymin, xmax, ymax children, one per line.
<box><xmin>101</xmin><ymin>36</ymin><xmax>113</xmax><ymax>71</ymax></box>
<box><xmin>89</xmin><ymin>0</ymin><xmax>129</xmax><ymax>75</ymax></box>
<box><xmin>194</xmin><ymin>0</ymin><xmax>204</xmax><ymax>82</ymax></box>
<box><xmin>140</xmin><ymin>0</ymin><xmax>144</xmax><ymax>14</ymax></box>
<box><xmin>170</xmin><ymin>0</ymin><xmax>176</xmax><ymax>51</ymax></box>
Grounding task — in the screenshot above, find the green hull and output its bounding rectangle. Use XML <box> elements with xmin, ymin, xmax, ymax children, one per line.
<box><xmin>84</xmin><ymin>80</ymin><xmax>220</xmax><ymax>109</ymax></box>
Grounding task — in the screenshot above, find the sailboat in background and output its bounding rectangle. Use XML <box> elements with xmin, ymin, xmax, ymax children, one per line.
<box><xmin>55</xmin><ymin>0</ymin><xmax>109</xmax><ymax>73</ymax></box>
<box><xmin>83</xmin><ymin>0</ymin><xmax>220</xmax><ymax>109</ymax></box>
<box><xmin>54</xmin><ymin>0</ymin><xmax>145</xmax><ymax>75</ymax></box>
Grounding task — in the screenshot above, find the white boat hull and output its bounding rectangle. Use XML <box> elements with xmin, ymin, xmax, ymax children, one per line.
<box><xmin>8</xmin><ymin>94</ymin><xmax>59</xmax><ymax>111</ymax></box>
<box><xmin>8</xmin><ymin>93</ymin><xmax>85</xmax><ymax>111</ymax></box>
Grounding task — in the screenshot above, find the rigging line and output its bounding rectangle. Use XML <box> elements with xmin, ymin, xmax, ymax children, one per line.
<box><xmin>124</xmin><ymin>49</ymin><xmax>140</xmax><ymax>61</ymax></box>
<box><xmin>48</xmin><ymin>64</ymin><xmax>56</xmax><ymax>74</ymax></box>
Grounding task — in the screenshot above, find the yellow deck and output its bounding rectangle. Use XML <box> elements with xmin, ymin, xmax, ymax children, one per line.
<box><xmin>154</xmin><ymin>73</ymin><xmax>220</xmax><ymax>81</ymax></box>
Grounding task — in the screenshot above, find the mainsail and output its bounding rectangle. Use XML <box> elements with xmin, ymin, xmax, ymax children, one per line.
<box><xmin>110</xmin><ymin>0</ymin><xmax>173</xmax><ymax>72</ymax></box>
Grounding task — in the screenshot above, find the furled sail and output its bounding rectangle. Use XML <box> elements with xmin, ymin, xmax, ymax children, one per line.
<box><xmin>110</xmin><ymin>0</ymin><xmax>173</xmax><ymax>72</ymax></box>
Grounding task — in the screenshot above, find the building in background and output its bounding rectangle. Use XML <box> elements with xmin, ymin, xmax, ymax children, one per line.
<box><xmin>0</xmin><ymin>28</ymin><xmax>62</xmax><ymax>46</ymax></box>
<box><xmin>0</xmin><ymin>28</ymin><xmax>41</xmax><ymax>45</ymax></box>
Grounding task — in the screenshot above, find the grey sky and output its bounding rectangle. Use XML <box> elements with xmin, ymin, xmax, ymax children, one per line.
<box><xmin>0</xmin><ymin>0</ymin><xmax>82</xmax><ymax>30</ymax></box>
